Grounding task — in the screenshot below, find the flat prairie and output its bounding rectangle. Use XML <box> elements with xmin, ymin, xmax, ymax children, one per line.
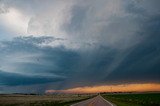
<box><xmin>0</xmin><ymin>94</ymin><xmax>94</xmax><ymax>106</ymax></box>
<box><xmin>102</xmin><ymin>92</ymin><xmax>160</xmax><ymax>106</ymax></box>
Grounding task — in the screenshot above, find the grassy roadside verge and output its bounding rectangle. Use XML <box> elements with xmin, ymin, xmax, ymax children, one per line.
<box><xmin>0</xmin><ymin>94</ymin><xmax>95</xmax><ymax>106</ymax></box>
<box><xmin>29</xmin><ymin>97</ymin><xmax>92</xmax><ymax>106</ymax></box>
<box><xmin>102</xmin><ymin>93</ymin><xmax>160</xmax><ymax>106</ymax></box>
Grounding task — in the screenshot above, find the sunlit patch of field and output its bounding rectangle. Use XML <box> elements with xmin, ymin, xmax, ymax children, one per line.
<box><xmin>0</xmin><ymin>94</ymin><xmax>95</xmax><ymax>106</ymax></box>
<box><xmin>102</xmin><ymin>93</ymin><xmax>160</xmax><ymax>106</ymax></box>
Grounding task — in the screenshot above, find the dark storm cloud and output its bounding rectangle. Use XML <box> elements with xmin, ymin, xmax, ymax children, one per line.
<box><xmin>0</xmin><ymin>70</ymin><xmax>64</xmax><ymax>86</ymax></box>
<box><xmin>0</xmin><ymin>36</ymin><xmax>80</xmax><ymax>87</ymax></box>
<box><xmin>0</xmin><ymin>32</ymin><xmax>160</xmax><ymax>92</ymax></box>
<box><xmin>106</xmin><ymin>16</ymin><xmax>160</xmax><ymax>84</ymax></box>
<box><xmin>0</xmin><ymin>0</ymin><xmax>160</xmax><ymax>93</ymax></box>
<box><xmin>58</xmin><ymin>0</ymin><xmax>160</xmax><ymax>88</ymax></box>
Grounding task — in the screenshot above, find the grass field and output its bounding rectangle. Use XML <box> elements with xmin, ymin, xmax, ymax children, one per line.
<box><xmin>0</xmin><ymin>94</ymin><xmax>94</xmax><ymax>106</ymax></box>
<box><xmin>1</xmin><ymin>93</ymin><xmax>160</xmax><ymax>106</ymax></box>
<box><xmin>102</xmin><ymin>93</ymin><xmax>160</xmax><ymax>106</ymax></box>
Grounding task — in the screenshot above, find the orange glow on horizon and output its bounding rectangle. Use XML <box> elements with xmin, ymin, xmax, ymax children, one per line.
<box><xmin>46</xmin><ymin>83</ymin><xmax>160</xmax><ymax>93</ymax></box>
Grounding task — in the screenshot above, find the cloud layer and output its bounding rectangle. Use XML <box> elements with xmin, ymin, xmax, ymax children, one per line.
<box><xmin>0</xmin><ymin>0</ymin><xmax>160</xmax><ymax>93</ymax></box>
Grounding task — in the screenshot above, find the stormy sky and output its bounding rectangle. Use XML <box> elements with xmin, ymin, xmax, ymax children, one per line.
<box><xmin>0</xmin><ymin>0</ymin><xmax>160</xmax><ymax>93</ymax></box>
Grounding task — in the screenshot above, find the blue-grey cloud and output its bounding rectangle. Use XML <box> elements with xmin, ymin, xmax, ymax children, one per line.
<box><xmin>0</xmin><ymin>36</ymin><xmax>80</xmax><ymax>88</ymax></box>
<box><xmin>0</xmin><ymin>0</ymin><xmax>160</xmax><ymax>93</ymax></box>
<box><xmin>0</xmin><ymin>70</ymin><xmax>64</xmax><ymax>86</ymax></box>
<box><xmin>1</xmin><ymin>33</ymin><xmax>160</xmax><ymax>91</ymax></box>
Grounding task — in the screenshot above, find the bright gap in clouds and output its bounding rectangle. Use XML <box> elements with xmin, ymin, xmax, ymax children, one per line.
<box><xmin>46</xmin><ymin>83</ymin><xmax>160</xmax><ymax>94</ymax></box>
<box><xmin>0</xmin><ymin>8</ymin><xmax>30</xmax><ymax>36</ymax></box>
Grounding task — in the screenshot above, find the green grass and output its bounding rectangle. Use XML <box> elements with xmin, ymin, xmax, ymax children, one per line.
<box><xmin>102</xmin><ymin>93</ymin><xmax>160</xmax><ymax>106</ymax></box>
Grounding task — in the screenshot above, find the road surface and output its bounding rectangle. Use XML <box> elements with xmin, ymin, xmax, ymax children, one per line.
<box><xmin>71</xmin><ymin>95</ymin><xmax>115</xmax><ymax>106</ymax></box>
